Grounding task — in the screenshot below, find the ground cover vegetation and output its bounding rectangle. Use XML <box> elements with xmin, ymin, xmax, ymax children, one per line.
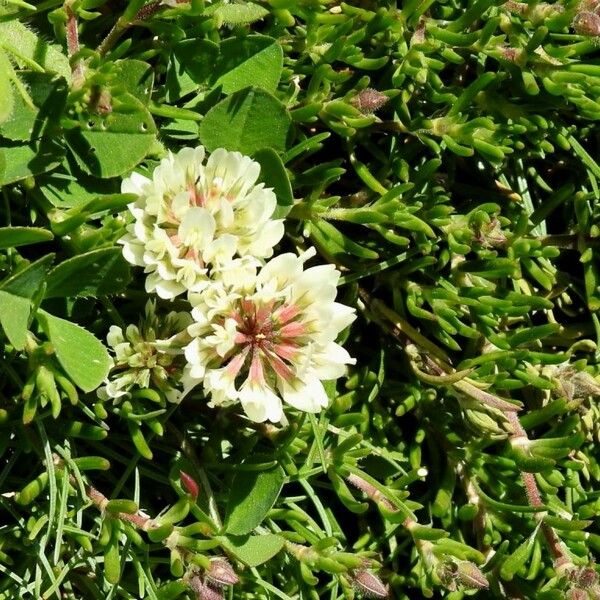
<box><xmin>1</xmin><ymin>0</ymin><xmax>600</xmax><ymax>598</ymax></box>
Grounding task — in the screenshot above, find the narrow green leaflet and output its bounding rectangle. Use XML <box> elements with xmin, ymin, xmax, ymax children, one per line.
<box><xmin>45</xmin><ymin>248</ymin><xmax>131</xmax><ymax>298</ymax></box>
<box><xmin>36</xmin><ymin>310</ymin><xmax>112</xmax><ymax>392</ymax></box>
<box><xmin>225</xmin><ymin>464</ymin><xmax>285</xmax><ymax>535</ymax></box>
<box><xmin>499</xmin><ymin>527</ymin><xmax>540</xmax><ymax>581</ymax></box>
<box><xmin>199</xmin><ymin>87</ymin><xmax>291</xmax><ymax>155</ymax></box>
<box><xmin>156</xmin><ymin>581</ymin><xmax>190</xmax><ymax>600</ymax></box>
<box><xmin>49</xmin><ymin>193</ymin><xmax>135</xmax><ymax>235</ymax></box>
<box><xmin>0</xmin><ymin>226</ymin><xmax>53</xmax><ymax>249</ymax></box>
<box><xmin>0</xmin><ymin>290</ymin><xmax>30</xmax><ymax>350</ymax></box>
<box><xmin>213</xmin><ymin>35</ymin><xmax>283</xmax><ymax>94</ymax></box>
<box><xmin>222</xmin><ymin>534</ymin><xmax>284</xmax><ymax>567</ymax></box>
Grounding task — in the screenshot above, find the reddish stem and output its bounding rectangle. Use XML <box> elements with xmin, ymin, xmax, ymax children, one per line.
<box><xmin>64</xmin><ymin>4</ymin><xmax>84</xmax><ymax>86</ymax></box>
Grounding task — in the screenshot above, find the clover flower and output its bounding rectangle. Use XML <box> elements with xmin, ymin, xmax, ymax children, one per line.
<box><xmin>119</xmin><ymin>146</ymin><xmax>284</xmax><ymax>299</ymax></box>
<box><xmin>98</xmin><ymin>301</ymin><xmax>193</xmax><ymax>403</ymax></box>
<box><xmin>183</xmin><ymin>249</ymin><xmax>356</xmax><ymax>423</ymax></box>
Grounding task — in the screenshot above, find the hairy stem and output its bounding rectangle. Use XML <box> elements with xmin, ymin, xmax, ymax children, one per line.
<box><xmin>64</xmin><ymin>2</ymin><xmax>84</xmax><ymax>88</ymax></box>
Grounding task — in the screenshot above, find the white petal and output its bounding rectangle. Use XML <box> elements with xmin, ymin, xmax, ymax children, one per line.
<box><xmin>107</xmin><ymin>326</ymin><xmax>124</xmax><ymax>347</ymax></box>
<box><xmin>203</xmin><ymin>234</ymin><xmax>237</xmax><ymax>265</ymax></box>
<box><xmin>292</xmin><ymin>265</ymin><xmax>339</xmax><ymax>306</ymax></box>
<box><xmin>121</xmin><ymin>239</ymin><xmax>146</xmax><ymax>266</ymax></box>
<box><xmin>310</xmin><ymin>342</ymin><xmax>355</xmax><ymax>379</ymax></box>
<box><xmin>184</xmin><ymin>337</ymin><xmax>202</xmax><ymax>365</ymax></box>
<box><xmin>258</xmin><ymin>253</ymin><xmax>303</xmax><ymax>289</ymax></box>
<box><xmin>121</xmin><ymin>171</ymin><xmax>150</xmax><ymax>195</ymax></box>
<box><xmin>329</xmin><ymin>303</ymin><xmax>356</xmax><ymax>331</ymax></box>
<box><xmin>178</xmin><ymin>207</ymin><xmax>216</xmax><ymax>249</ymax></box>
<box><xmin>245</xmin><ymin>219</ymin><xmax>284</xmax><ymax>258</ymax></box>
<box><xmin>238</xmin><ymin>381</ymin><xmax>283</xmax><ymax>423</ymax></box>
<box><xmin>280</xmin><ymin>375</ymin><xmax>329</xmax><ymax>413</ymax></box>
<box><xmin>147</xmin><ymin>274</ymin><xmax>184</xmax><ymax>299</ymax></box>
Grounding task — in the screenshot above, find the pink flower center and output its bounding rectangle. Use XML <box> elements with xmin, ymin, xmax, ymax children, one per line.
<box><xmin>225</xmin><ymin>298</ymin><xmax>306</xmax><ymax>384</ymax></box>
<box><xmin>188</xmin><ymin>181</ymin><xmax>205</xmax><ymax>207</ymax></box>
<box><xmin>167</xmin><ymin>231</ymin><xmax>205</xmax><ymax>267</ymax></box>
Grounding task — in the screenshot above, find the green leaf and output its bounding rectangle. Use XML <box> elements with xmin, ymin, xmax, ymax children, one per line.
<box><xmin>105</xmin><ymin>499</ymin><xmax>139</xmax><ymax>514</ymax></box>
<box><xmin>0</xmin><ymin>226</ymin><xmax>53</xmax><ymax>248</ymax></box>
<box><xmin>225</xmin><ymin>464</ymin><xmax>285</xmax><ymax>535</ymax></box>
<box><xmin>157</xmin><ymin>581</ymin><xmax>190</xmax><ymax>600</ymax></box>
<box><xmin>500</xmin><ymin>528</ymin><xmax>539</xmax><ymax>581</ymax></box>
<box><xmin>0</xmin><ymin>147</ymin><xmax>5</xmax><ymax>181</ymax></box>
<box><xmin>167</xmin><ymin>39</ymin><xmax>219</xmax><ymax>102</ymax></box>
<box><xmin>222</xmin><ymin>533</ymin><xmax>284</xmax><ymax>567</ymax></box>
<box><xmin>40</xmin><ymin>160</ymin><xmax>121</xmax><ymax>209</ymax></box>
<box><xmin>0</xmin><ymin>290</ymin><xmax>30</xmax><ymax>349</ymax></box>
<box><xmin>113</xmin><ymin>59</ymin><xmax>154</xmax><ymax>105</ymax></box>
<box><xmin>0</xmin><ymin>139</ymin><xmax>64</xmax><ymax>186</ymax></box>
<box><xmin>0</xmin><ymin>72</ymin><xmax>67</xmax><ymax>142</ymax></box>
<box><xmin>15</xmin><ymin>472</ymin><xmax>49</xmax><ymax>506</ymax></box>
<box><xmin>253</xmin><ymin>148</ymin><xmax>293</xmax><ymax>218</ymax></box>
<box><xmin>0</xmin><ymin>21</ymin><xmax>70</xmax><ymax>80</ymax></box>
<box><xmin>0</xmin><ymin>51</ymin><xmax>14</xmax><ymax>125</ymax></box>
<box><xmin>50</xmin><ymin>193</ymin><xmax>135</xmax><ymax>235</ymax></box>
<box><xmin>36</xmin><ymin>309</ymin><xmax>112</xmax><ymax>392</ymax></box>
<box><xmin>199</xmin><ymin>87</ymin><xmax>291</xmax><ymax>156</ymax></box>
<box><xmin>207</xmin><ymin>2</ymin><xmax>269</xmax><ymax>26</ymax></box>
<box><xmin>213</xmin><ymin>35</ymin><xmax>283</xmax><ymax>95</ymax></box>
<box><xmin>0</xmin><ymin>254</ymin><xmax>54</xmax><ymax>299</ymax></box>
<box><xmin>45</xmin><ymin>248</ymin><xmax>131</xmax><ymax>298</ymax></box>
<box><xmin>103</xmin><ymin>523</ymin><xmax>121</xmax><ymax>584</ymax></box>
<box><xmin>65</xmin><ymin>93</ymin><xmax>157</xmax><ymax>178</ymax></box>
<box><xmin>311</xmin><ymin>220</ymin><xmax>379</xmax><ymax>260</ymax></box>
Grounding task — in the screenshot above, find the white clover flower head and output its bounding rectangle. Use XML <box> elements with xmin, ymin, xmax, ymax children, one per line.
<box><xmin>119</xmin><ymin>146</ymin><xmax>284</xmax><ymax>299</ymax></box>
<box><xmin>98</xmin><ymin>301</ymin><xmax>193</xmax><ymax>403</ymax></box>
<box><xmin>184</xmin><ymin>248</ymin><xmax>356</xmax><ymax>423</ymax></box>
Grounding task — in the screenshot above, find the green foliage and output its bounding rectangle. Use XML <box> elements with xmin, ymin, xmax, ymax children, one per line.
<box><xmin>198</xmin><ymin>86</ymin><xmax>292</xmax><ymax>154</ymax></box>
<box><xmin>2</xmin><ymin>0</ymin><xmax>600</xmax><ymax>599</ymax></box>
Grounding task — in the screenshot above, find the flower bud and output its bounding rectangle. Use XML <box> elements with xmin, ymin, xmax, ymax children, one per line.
<box><xmin>455</xmin><ymin>561</ymin><xmax>489</xmax><ymax>590</ymax></box>
<box><xmin>206</xmin><ymin>558</ymin><xmax>239</xmax><ymax>586</ymax></box>
<box><xmin>352</xmin><ymin>570</ymin><xmax>389</xmax><ymax>598</ymax></box>
<box><xmin>554</xmin><ymin>366</ymin><xmax>600</xmax><ymax>401</ymax></box>
<box><xmin>567</xmin><ymin>589</ymin><xmax>588</xmax><ymax>600</ymax></box>
<box><xmin>573</xmin><ymin>11</ymin><xmax>600</xmax><ymax>36</ymax></box>
<box><xmin>180</xmin><ymin>471</ymin><xmax>200</xmax><ymax>501</ymax></box>
<box><xmin>350</xmin><ymin>89</ymin><xmax>389</xmax><ymax>114</ymax></box>
<box><xmin>188</xmin><ymin>577</ymin><xmax>223</xmax><ymax>600</ymax></box>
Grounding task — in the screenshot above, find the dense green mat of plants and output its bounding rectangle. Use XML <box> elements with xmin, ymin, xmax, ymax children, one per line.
<box><xmin>3</xmin><ymin>0</ymin><xmax>600</xmax><ymax>598</ymax></box>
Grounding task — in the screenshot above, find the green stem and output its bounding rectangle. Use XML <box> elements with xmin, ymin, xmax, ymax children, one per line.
<box><xmin>148</xmin><ymin>101</ymin><xmax>203</xmax><ymax>121</ymax></box>
<box><xmin>168</xmin><ymin>423</ymin><xmax>223</xmax><ymax>529</ymax></box>
<box><xmin>96</xmin><ymin>0</ymin><xmax>154</xmax><ymax>57</ymax></box>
